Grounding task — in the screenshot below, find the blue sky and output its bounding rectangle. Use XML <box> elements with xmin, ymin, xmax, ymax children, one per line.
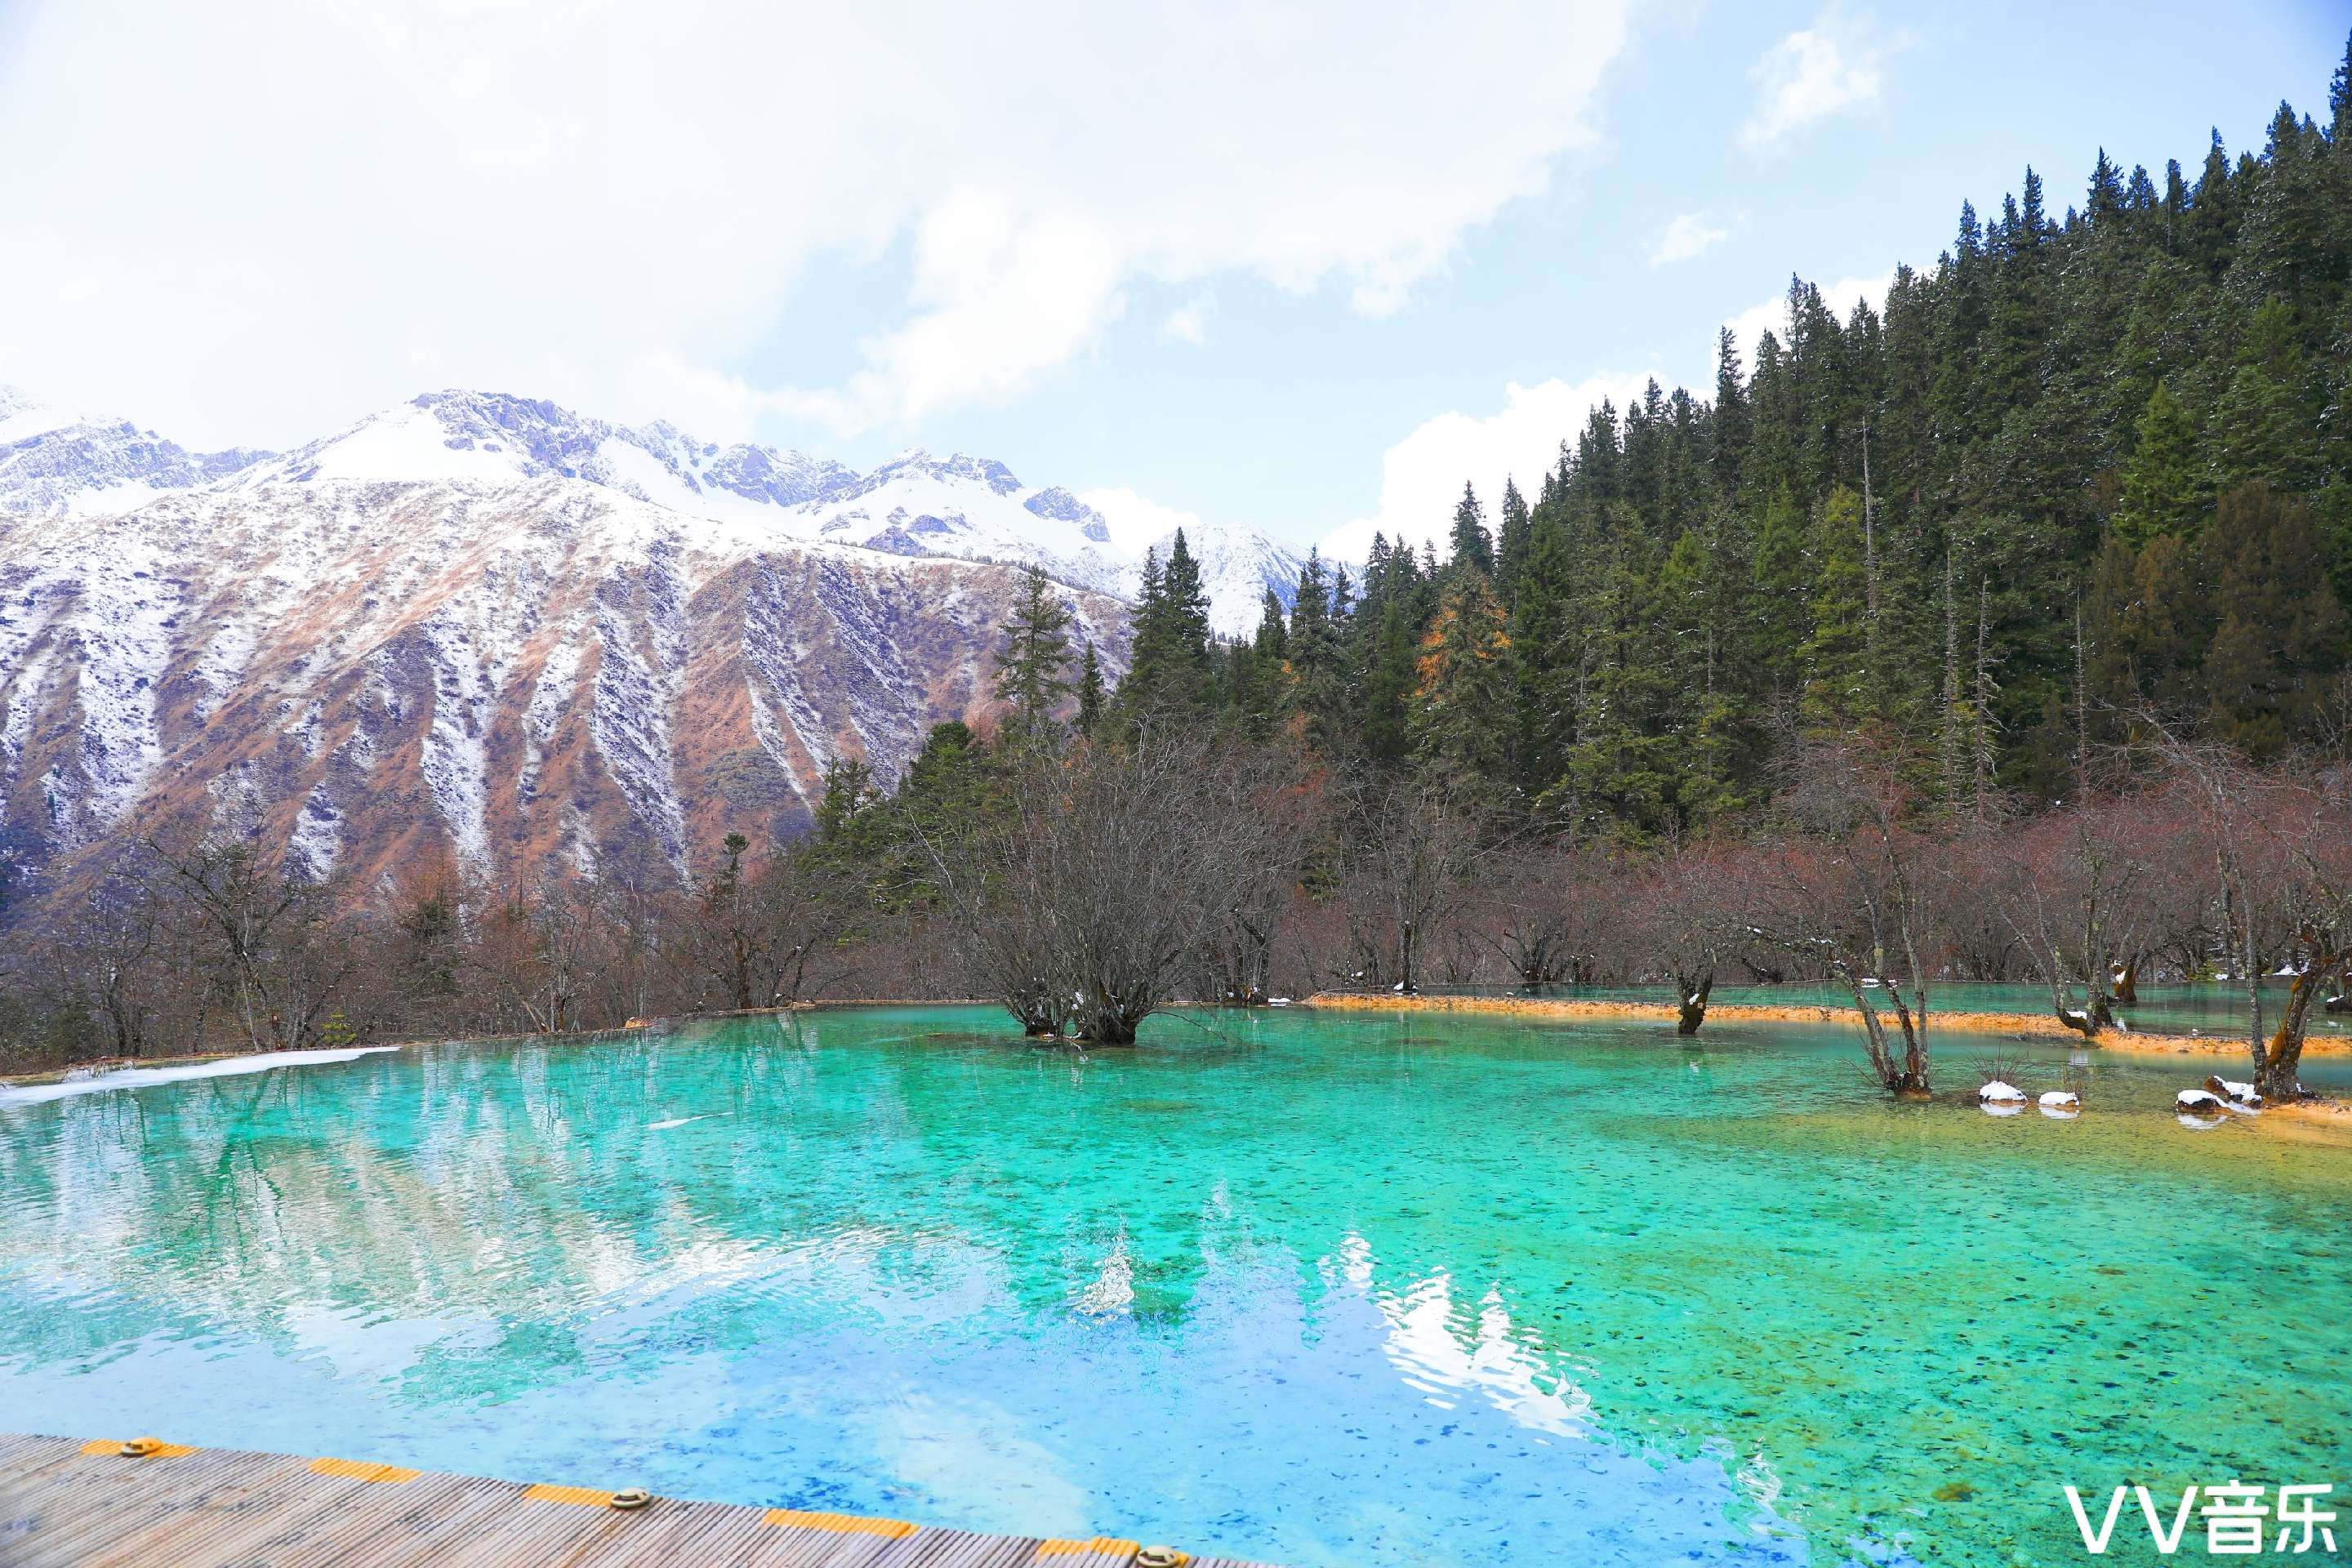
<box><xmin>0</xmin><ymin>1</ymin><xmax>2343</xmax><ymax>557</ymax></box>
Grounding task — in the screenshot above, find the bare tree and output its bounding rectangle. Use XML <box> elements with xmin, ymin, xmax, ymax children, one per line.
<box><xmin>1631</xmin><ymin>840</ymin><xmax>1747</xmax><ymax>1035</ymax></box>
<box><xmin>145</xmin><ymin>835</ymin><xmax>357</xmax><ymax>1051</ymax></box>
<box><xmin>1200</xmin><ymin>749</ymin><xmax>1317</xmax><ymax>1005</ymax></box>
<box><xmin>1338</xmin><ymin>777</ymin><xmax>1488</xmax><ymax>995</ymax></box>
<box><xmin>1471</xmin><ymin>837</ymin><xmax>1624</xmax><ymax>991</ymax></box>
<box><xmin>1751</xmin><ymin>737</ymin><xmax>1940</xmax><ymax>1096</ymax></box>
<box><xmin>921</xmin><ymin>731</ymin><xmax>1286</xmax><ymax>1042</ymax></box>
<box><xmin>1996</xmin><ymin>794</ymin><xmax>2157</xmax><ymax>1040</ymax></box>
<box><xmin>470</xmin><ymin>876</ymin><xmax>603</xmax><ymax>1035</ymax></box>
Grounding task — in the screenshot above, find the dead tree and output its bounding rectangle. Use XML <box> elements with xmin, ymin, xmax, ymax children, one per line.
<box><xmin>2237</xmin><ymin>764</ymin><xmax>2352</xmax><ymax>1100</ymax></box>
<box><xmin>145</xmin><ymin>835</ymin><xmax>352</xmax><ymax>1051</ymax></box>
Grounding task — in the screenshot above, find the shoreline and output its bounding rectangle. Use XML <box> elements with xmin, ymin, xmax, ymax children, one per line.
<box><xmin>12</xmin><ymin>991</ymin><xmax>2349</xmax><ymax>1089</ymax></box>
<box><xmin>1296</xmin><ymin>990</ymin><xmax>2352</xmax><ymax>1056</ymax></box>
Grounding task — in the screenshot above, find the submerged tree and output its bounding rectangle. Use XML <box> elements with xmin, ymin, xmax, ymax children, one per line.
<box><xmin>919</xmin><ymin>732</ymin><xmax>1290</xmax><ymax>1043</ymax></box>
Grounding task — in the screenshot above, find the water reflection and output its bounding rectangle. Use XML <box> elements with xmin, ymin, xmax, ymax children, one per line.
<box><xmin>2</xmin><ymin>1006</ymin><xmax>2346</xmax><ymax>1568</ymax></box>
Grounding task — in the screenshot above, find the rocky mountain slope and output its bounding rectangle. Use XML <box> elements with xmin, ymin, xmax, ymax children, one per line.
<box><xmin>0</xmin><ymin>386</ymin><xmax>1291</xmax><ymax>903</ymax></box>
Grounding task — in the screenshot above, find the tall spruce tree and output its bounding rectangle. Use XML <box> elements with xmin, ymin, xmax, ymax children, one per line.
<box><xmin>992</xmin><ymin>564</ymin><xmax>1074</xmax><ymax>749</ymax></box>
<box><xmin>1449</xmin><ymin>483</ymin><xmax>1495</xmax><ymax>575</ymax></box>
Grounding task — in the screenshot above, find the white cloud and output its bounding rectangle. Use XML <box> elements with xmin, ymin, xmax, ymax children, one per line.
<box><xmin>1740</xmin><ymin>10</ymin><xmax>1884</xmax><ymax>149</ymax></box>
<box><xmin>1648</xmin><ymin>212</ymin><xmax>1730</xmax><ymax>269</ymax></box>
<box><xmin>0</xmin><ymin>0</ymin><xmax>1633</xmax><ymax>448</ymax></box>
<box><xmin>1319</xmin><ymin>374</ymin><xmax>1657</xmax><ymax>564</ymax></box>
<box><xmin>1722</xmin><ymin>272</ymin><xmax>1892</xmax><ymax>370</ymax></box>
<box><xmin>1159</xmin><ymin>295</ymin><xmax>1214</xmax><ymax>347</ymax></box>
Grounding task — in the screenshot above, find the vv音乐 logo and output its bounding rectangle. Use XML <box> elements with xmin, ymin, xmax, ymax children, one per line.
<box><xmin>2065</xmin><ymin>1483</ymin><xmax>2339</xmax><ymax>1555</ymax></box>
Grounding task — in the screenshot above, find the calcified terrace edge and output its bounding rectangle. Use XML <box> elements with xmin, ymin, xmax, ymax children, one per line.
<box><xmin>9</xmin><ymin>992</ymin><xmax>2350</xmax><ymax>1093</ymax></box>
<box><xmin>1295</xmin><ymin>990</ymin><xmax>2352</xmax><ymax>1058</ymax></box>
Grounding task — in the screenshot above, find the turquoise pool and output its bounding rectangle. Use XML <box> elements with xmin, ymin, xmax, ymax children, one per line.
<box><xmin>2</xmin><ymin>1006</ymin><xmax>2347</xmax><ymax>1565</ymax></box>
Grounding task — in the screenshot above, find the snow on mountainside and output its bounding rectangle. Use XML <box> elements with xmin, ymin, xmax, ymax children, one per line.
<box><xmin>0</xmin><ymin>466</ymin><xmax>1128</xmax><ymax>905</ymax></box>
<box><xmin>228</xmin><ymin>390</ymin><xmax>1146</xmax><ymax>599</ymax></box>
<box><xmin>0</xmin><ymin>385</ymin><xmax>273</xmax><ymax>515</ymax></box>
<box><xmin>0</xmin><ymin>382</ymin><xmax>1307</xmax><ymax>906</ymax></box>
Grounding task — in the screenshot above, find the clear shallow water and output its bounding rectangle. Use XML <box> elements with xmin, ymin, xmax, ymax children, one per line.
<box><xmin>2</xmin><ymin>1007</ymin><xmax>2348</xmax><ymax>1566</ymax></box>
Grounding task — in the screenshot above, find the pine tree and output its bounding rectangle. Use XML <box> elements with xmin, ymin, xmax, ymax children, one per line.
<box><xmin>991</xmin><ymin>564</ymin><xmax>1074</xmax><ymax>748</ymax></box>
<box><xmin>1748</xmin><ymin>486</ymin><xmax>1811</xmax><ymax>696</ymax></box>
<box><xmin>1495</xmin><ymin>478</ymin><xmax>1532</xmax><ymax>591</ymax></box>
<box><xmin>2114</xmin><ymin>382</ymin><xmax>2207</xmax><ymax>545</ymax></box>
<box><xmin>2203</xmin><ymin>482</ymin><xmax>2345</xmax><ymax>755</ymax></box>
<box><xmin>1800</xmin><ymin>486</ymin><xmax>1872</xmax><ymax>726</ymax></box>
<box><xmin>1410</xmin><ymin>574</ymin><xmax>1514</xmax><ymax>788</ymax></box>
<box><xmin>1120</xmin><ymin>531</ymin><xmax>1213</xmax><ymax>719</ymax></box>
<box><xmin>2210</xmin><ymin>300</ymin><xmax>2319</xmax><ymax>492</ymax></box>
<box><xmin>1449</xmin><ymin>483</ymin><xmax>1494</xmax><ymax>574</ymax></box>
<box><xmin>1075</xmin><ymin>641</ymin><xmax>1105</xmax><ymax>737</ymax></box>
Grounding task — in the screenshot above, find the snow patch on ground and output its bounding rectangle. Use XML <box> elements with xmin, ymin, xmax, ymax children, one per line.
<box><xmin>415</xmin><ymin>611</ymin><xmax>494</xmax><ymax>880</ymax></box>
<box><xmin>0</xmin><ymin>1046</ymin><xmax>398</xmax><ymax>1107</ymax></box>
<box><xmin>288</xmin><ymin>785</ymin><xmax>342</xmax><ymax>879</ymax></box>
<box><xmin>519</xmin><ymin>632</ymin><xmax>584</xmax><ymax>804</ymax></box>
<box><xmin>586</xmin><ymin>560</ymin><xmax>687</xmax><ymax>871</ymax></box>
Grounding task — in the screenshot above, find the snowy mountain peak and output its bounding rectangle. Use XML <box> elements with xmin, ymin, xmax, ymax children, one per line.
<box><xmin>0</xmin><ymin>381</ymin><xmax>1307</xmax><ymax>630</ymax></box>
<box><xmin>0</xmin><ymin>385</ymin><xmax>272</xmax><ymax>516</ymax></box>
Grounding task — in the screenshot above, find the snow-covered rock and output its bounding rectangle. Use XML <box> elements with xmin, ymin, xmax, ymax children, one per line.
<box><xmin>1978</xmin><ymin>1080</ymin><xmax>2027</xmax><ymax>1102</ymax></box>
<box><xmin>2204</xmin><ymin>1075</ymin><xmax>2262</xmax><ymax>1107</ymax></box>
<box><xmin>7</xmin><ymin>385</ymin><xmax>1309</xmax><ymax>638</ymax></box>
<box><xmin>2176</xmin><ymin>1089</ymin><xmax>2225</xmax><ymax>1110</ymax></box>
<box><xmin>2038</xmin><ymin>1090</ymin><xmax>2079</xmax><ymax>1107</ymax></box>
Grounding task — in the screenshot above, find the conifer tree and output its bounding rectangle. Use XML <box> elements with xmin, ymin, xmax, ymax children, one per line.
<box><xmin>1360</xmin><ymin>597</ymin><xmax>1419</xmax><ymax>765</ymax></box>
<box><xmin>1120</xmin><ymin>531</ymin><xmax>1214</xmax><ymax>719</ymax></box>
<box><xmin>2114</xmin><ymin>382</ymin><xmax>2207</xmax><ymax>545</ymax></box>
<box><xmin>1076</xmin><ymin>641</ymin><xmax>1105</xmax><ymax>737</ymax></box>
<box><xmin>1801</xmin><ymin>487</ymin><xmax>1872</xmax><ymax>726</ymax></box>
<box><xmin>1410</xmin><ymin>574</ymin><xmax>1513</xmax><ymax>786</ymax></box>
<box><xmin>992</xmin><ymin>564</ymin><xmax>1074</xmax><ymax>749</ymax></box>
<box><xmin>1449</xmin><ymin>483</ymin><xmax>1494</xmax><ymax>575</ymax></box>
<box><xmin>1495</xmin><ymin>478</ymin><xmax>1531</xmax><ymax>591</ymax></box>
<box><xmin>2203</xmin><ymin>482</ymin><xmax>2345</xmax><ymax>755</ymax></box>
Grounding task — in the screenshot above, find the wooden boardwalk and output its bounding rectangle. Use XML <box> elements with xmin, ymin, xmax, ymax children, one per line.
<box><xmin>0</xmin><ymin>1433</ymin><xmax>1278</xmax><ymax>1568</ymax></box>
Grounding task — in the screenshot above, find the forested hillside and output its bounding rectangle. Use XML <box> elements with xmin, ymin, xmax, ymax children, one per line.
<box><xmin>1138</xmin><ymin>38</ymin><xmax>2352</xmax><ymax>830</ymax></box>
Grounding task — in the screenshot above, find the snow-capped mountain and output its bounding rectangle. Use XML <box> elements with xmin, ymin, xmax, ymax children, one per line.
<box><xmin>0</xmin><ymin>385</ymin><xmax>272</xmax><ymax>514</ymax></box>
<box><xmin>0</xmin><ymin>384</ymin><xmax>1305</xmax><ymax>906</ymax></box>
<box><xmin>223</xmin><ymin>390</ymin><xmax>1140</xmax><ymax>595</ymax></box>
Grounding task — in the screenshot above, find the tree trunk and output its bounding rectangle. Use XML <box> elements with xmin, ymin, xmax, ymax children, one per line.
<box><xmin>2113</xmin><ymin>960</ymin><xmax>2139</xmax><ymax>1005</ymax></box>
<box><xmin>2256</xmin><ymin>950</ymin><xmax>2341</xmax><ymax>1102</ymax></box>
<box><xmin>1674</xmin><ymin>969</ymin><xmax>1713</xmax><ymax>1036</ymax></box>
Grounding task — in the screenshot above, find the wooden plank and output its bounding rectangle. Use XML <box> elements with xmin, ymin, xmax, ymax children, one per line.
<box><xmin>7</xmin><ymin>1448</ymin><xmax>317</xmax><ymax>1568</ymax></box>
<box><xmin>0</xmin><ymin>1434</ymin><xmax>1276</xmax><ymax>1568</ymax></box>
<box><xmin>247</xmin><ymin>1471</ymin><xmax>501</xmax><ymax>1568</ymax></box>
